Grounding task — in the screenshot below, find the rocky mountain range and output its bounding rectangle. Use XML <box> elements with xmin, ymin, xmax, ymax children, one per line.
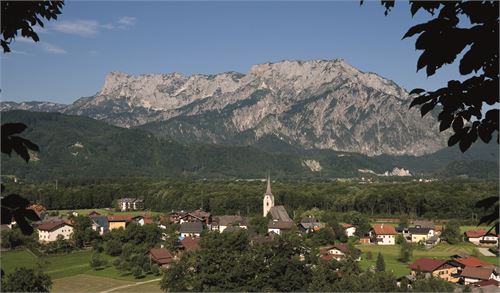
<box><xmin>2</xmin><ymin>59</ymin><xmax>447</xmax><ymax>156</ymax></box>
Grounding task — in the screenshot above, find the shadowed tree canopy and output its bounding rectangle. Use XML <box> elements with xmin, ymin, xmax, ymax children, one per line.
<box><xmin>1</xmin><ymin>0</ymin><xmax>64</xmax><ymax>53</ymax></box>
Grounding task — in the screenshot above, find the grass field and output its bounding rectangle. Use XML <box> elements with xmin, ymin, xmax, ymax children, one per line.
<box><xmin>51</xmin><ymin>274</ymin><xmax>162</xmax><ymax>293</ymax></box>
<box><xmin>459</xmin><ymin>225</ymin><xmax>491</xmax><ymax>233</ymax></box>
<box><xmin>50</xmin><ymin>209</ymin><xmax>163</xmax><ymax>217</ymax></box>
<box><xmin>357</xmin><ymin>242</ymin><xmax>499</xmax><ymax>277</ymax></box>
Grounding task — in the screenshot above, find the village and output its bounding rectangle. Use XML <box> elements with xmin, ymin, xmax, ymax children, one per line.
<box><xmin>1</xmin><ymin>177</ymin><xmax>499</xmax><ymax>292</ymax></box>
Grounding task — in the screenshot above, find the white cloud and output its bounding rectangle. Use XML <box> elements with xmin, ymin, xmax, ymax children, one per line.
<box><xmin>52</xmin><ymin>20</ymin><xmax>100</xmax><ymax>37</ymax></box>
<box><xmin>41</xmin><ymin>42</ymin><xmax>67</xmax><ymax>54</ymax></box>
<box><xmin>118</xmin><ymin>16</ymin><xmax>136</xmax><ymax>26</ymax></box>
<box><xmin>16</xmin><ymin>37</ymin><xmax>36</xmax><ymax>44</ymax></box>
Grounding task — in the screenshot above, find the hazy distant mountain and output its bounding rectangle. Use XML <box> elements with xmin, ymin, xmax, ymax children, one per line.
<box><xmin>2</xmin><ymin>59</ymin><xmax>447</xmax><ymax>156</ymax></box>
<box><xmin>0</xmin><ymin>101</ymin><xmax>67</xmax><ymax>112</ymax></box>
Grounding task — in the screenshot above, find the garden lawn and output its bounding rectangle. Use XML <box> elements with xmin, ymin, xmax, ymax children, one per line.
<box><xmin>51</xmin><ymin>274</ymin><xmax>132</xmax><ymax>293</ymax></box>
<box><xmin>460</xmin><ymin>225</ymin><xmax>490</xmax><ymax>233</ymax></box>
<box><xmin>0</xmin><ymin>249</ymin><xmax>38</xmax><ymax>275</ymax></box>
<box><xmin>357</xmin><ymin>242</ymin><xmax>499</xmax><ymax>278</ymax></box>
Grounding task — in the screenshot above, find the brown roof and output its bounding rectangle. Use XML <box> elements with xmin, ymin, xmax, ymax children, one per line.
<box><xmin>341</xmin><ymin>223</ymin><xmax>354</xmax><ymax>229</ymax></box>
<box><xmin>107</xmin><ymin>215</ymin><xmax>134</xmax><ymax>222</ymax></box>
<box><xmin>88</xmin><ymin>211</ymin><xmax>101</xmax><ymax>217</ymax></box>
<box><xmin>408</xmin><ymin>258</ymin><xmax>448</xmax><ymax>272</ymax></box>
<box><xmin>454</xmin><ymin>257</ymin><xmax>492</xmax><ymax>267</ymax></box>
<box><xmin>37</xmin><ymin>220</ymin><xmax>72</xmax><ymax>231</ymax></box>
<box><xmin>147</xmin><ymin>248</ymin><xmax>174</xmax><ymax>265</ymax></box>
<box><xmin>461</xmin><ymin>266</ymin><xmax>494</xmax><ymax>280</ymax></box>
<box><xmin>268</xmin><ymin>220</ymin><xmax>294</xmax><ymax>230</ymax></box>
<box><xmin>28</xmin><ymin>204</ymin><xmax>46</xmax><ymax>216</ymax></box>
<box><xmin>214</xmin><ymin>215</ymin><xmax>246</xmax><ymax>226</ymax></box>
<box><xmin>473</xmin><ymin>279</ymin><xmax>500</xmax><ymax>287</ymax></box>
<box><xmin>465</xmin><ymin>229</ymin><xmax>495</xmax><ymax>238</ymax></box>
<box><xmin>180</xmin><ymin>237</ymin><xmax>200</xmax><ymax>251</ymax></box>
<box><xmin>191</xmin><ymin>209</ymin><xmax>211</xmax><ymax>219</ymax></box>
<box><xmin>372</xmin><ymin>224</ymin><xmax>397</xmax><ymax>235</ymax></box>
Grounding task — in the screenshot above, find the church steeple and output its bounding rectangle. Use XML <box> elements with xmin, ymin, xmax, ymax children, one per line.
<box><xmin>263</xmin><ymin>172</ymin><xmax>275</xmax><ymax>217</ymax></box>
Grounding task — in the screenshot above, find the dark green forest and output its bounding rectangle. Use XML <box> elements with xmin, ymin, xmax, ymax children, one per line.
<box><xmin>1</xmin><ymin>110</ymin><xmax>498</xmax><ymax>180</ymax></box>
<box><xmin>6</xmin><ymin>177</ymin><xmax>497</xmax><ymax>221</ymax></box>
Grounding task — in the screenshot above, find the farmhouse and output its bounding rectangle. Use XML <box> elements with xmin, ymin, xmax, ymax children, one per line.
<box><xmin>408</xmin><ymin>258</ymin><xmax>459</xmax><ymax>283</ymax></box>
<box><xmin>180</xmin><ymin>221</ymin><xmax>203</xmax><ymax>238</ymax></box>
<box><xmin>180</xmin><ymin>236</ymin><xmax>200</xmax><ymax>252</ymax></box>
<box><xmin>90</xmin><ymin>216</ymin><xmax>109</xmax><ymax>235</ymax></box>
<box><xmin>341</xmin><ymin>223</ymin><xmax>356</xmax><ymax>237</ymax></box>
<box><xmin>299</xmin><ymin>217</ymin><xmax>324</xmax><ymax>233</ymax></box>
<box><xmin>319</xmin><ymin>243</ymin><xmax>360</xmax><ymax>261</ymax></box>
<box><xmin>117</xmin><ymin>198</ymin><xmax>144</xmax><ymax>211</ymax></box>
<box><xmin>107</xmin><ymin>215</ymin><xmax>134</xmax><ymax>231</ymax></box>
<box><xmin>133</xmin><ymin>215</ymin><xmax>154</xmax><ymax>226</ymax></box>
<box><xmin>460</xmin><ymin>266</ymin><xmax>500</xmax><ymax>285</ymax></box>
<box><xmin>146</xmin><ymin>248</ymin><xmax>175</xmax><ymax>268</ymax></box>
<box><xmin>370</xmin><ymin>224</ymin><xmax>396</xmax><ymax>245</ymax></box>
<box><xmin>464</xmin><ymin>229</ymin><xmax>498</xmax><ymax>246</ymax></box>
<box><xmin>37</xmin><ymin>220</ymin><xmax>73</xmax><ymax>242</ymax></box>
<box><xmin>212</xmin><ymin>215</ymin><xmax>247</xmax><ymax>233</ymax></box>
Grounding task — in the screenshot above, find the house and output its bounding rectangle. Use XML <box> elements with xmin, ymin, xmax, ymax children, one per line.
<box><xmin>461</xmin><ymin>266</ymin><xmax>500</xmax><ymax>285</ymax></box>
<box><xmin>267</xmin><ymin>205</ymin><xmax>294</xmax><ymax>235</ymax></box>
<box><xmin>464</xmin><ymin>229</ymin><xmax>498</xmax><ymax>246</ymax></box>
<box><xmin>359</xmin><ymin>236</ymin><xmax>371</xmax><ymax>244</ymax></box>
<box><xmin>319</xmin><ymin>243</ymin><xmax>360</xmax><ymax>261</ymax></box>
<box><xmin>341</xmin><ymin>223</ymin><xmax>356</xmax><ymax>237</ymax></box>
<box><xmin>370</xmin><ymin>224</ymin><xmax>397</xmax><ymax>245</ymax></box>
<box><xmin>180</xmin><ymin>221</ymin><xmax>203</xmax><ymax>238</ymax></box>
<box><xmin>37</xmin><ymin>220</ymin><xmax>73</xmax><ymax>242</ymax></box>
<box><xmin>212</xmin><ymin>215</ymin><xmax>247</xmax><ymax>233</ymax></box>
<box><xmin>133</xmin><ymin>215</ymin><xmax>154</xmax><ymax>226</ymax></box>
<box><xmin>28</xmin><ymin>204</ymin><xmax>46</xmax><ymax>218</ymax></box>
<box><xmin>117</xmin><ymin>198</ymin><xmax>144</xmax><ymax>211</ymax></box>
<box><xmin>107</xmin><ymin>215</ymin><xmax>134</xmax><ymax>231</ymax></box>
<box><xmin>299</xmin><ymin>217</ymin><xmax>324</xmax><ymax>233</ymax></box>
<box><xmin>179</xmin><ymin>213</ymin><xmax>204</xmax><ymax>224</ymax></box>
<box><xmin>450</xmin><ymin>256</ymin><xmax>493</xmax><ymax>270</ymax></box>
<box><xmin>190</xmin><ymin>209</ymin><xmax>212</xmax><ymax>226</ymax></box>
<box><xmin>408</xmin><ymin>258</ymin><xmax>459</xmax><ymax>283</ymax></box>
<box><xmin>90</xmin><ymin>216</ymin><xmax>109</xmax><ymax>235</ymax></box>
<box><xmin>146</xmin><ymin>248</ymin><xmax>175</xmax><ymax>268</ymax></box>
<box><xmin>412</xmin><ymin>220</ymin><xmax>435</xmax><ymax>229</ymax></box>
<box><xmin>408</xmin><ymin>227</ymin><xmax>435</xmax><ymax>243</ymax></box>
<box><xmin>180</xmin><ymin>237</ymin><xmax>200</xmax><ymax>252</ymax></box>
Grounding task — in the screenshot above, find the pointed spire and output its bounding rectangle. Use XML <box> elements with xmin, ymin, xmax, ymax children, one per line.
<box><xmin>266</xmin><ymin>171</ymin><xmax>272</xmax><ymax>195</ymax></box>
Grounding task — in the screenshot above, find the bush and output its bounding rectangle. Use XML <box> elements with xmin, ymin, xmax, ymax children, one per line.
<box><xmin>151</xmin><ymin>264</ymin><xmax>160</xmax><ymax>276</ymax></box>
<box><xmin>105</xmin><ymin>240</ymin><xmax>122</xmax><ymax>256</ymax></box>
<box><xmin>366</xmin><ymin>251</ymin><xmax>373</xmax><ymax>260</ymax></box>
<box><xmin>132</xmin><ymin>266</ymin><xmax>143</xmax><ymax>279</ymax></box>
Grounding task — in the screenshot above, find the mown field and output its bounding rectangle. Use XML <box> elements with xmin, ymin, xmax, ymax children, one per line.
<box><xmin>357</xmin><ymin>242</ymin><xmax>499</xmax><ymax>277</ymax></box>
<box><xmin>0</xmin><ymin>249</ymin><xmax>163</xmax><ymax>292</ymax></box>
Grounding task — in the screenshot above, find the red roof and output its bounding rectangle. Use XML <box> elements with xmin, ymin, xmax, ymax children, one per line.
<box><xmin>408</xmin><ymin>258</ymin><xmax>448</xmax><ymax>272</ymax></box>
<box><xmin>28</xmin><ymin>204</ymin><xmax>46</xmax><ymax>216</ymax></box>
<box><xmin>461</xmin><ymin>266</ymin><xmax>494</xmax><ymax>280</ymax></box>
<box><xmin>107</xmin><ymin>215</ymin><xmax>134</xmax><ymax>222</ymax></box>
<box><xmin>372</xmin><ymin>224</ymin><xmax>396</xmax><ymax>235</ymax></box>
<box><xmin>320</xmin><ymin>254</ymin><xmax>343</xmax><ymax>261</ymax></box>
<box><xmin>454</xmin><ymin>257</ymin><xmax>492</xmax><ymax>267</ymax></box>
<box><xmin>465</xmin><ymin>229</ymin><xmax>495</xmax><ymax>238</ymax></box>
<box><xmin>181</xmin><ymin>237</ymin><xmax>200</xmax><ymax>251</ymax></box>
<box><xmin>341</xmin><ymin>223</ymin><xmax>354</xmax><ymax>229</ymax></box>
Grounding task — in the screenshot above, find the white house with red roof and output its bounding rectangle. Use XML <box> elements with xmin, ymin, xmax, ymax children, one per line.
<box><xmin>464</xmin><ymin>229</ymin><xmax>498</xmax><ymax>246</ymax></box>
<box><xmin>37</xmin><ymin>220</ymin><xmax>73</xmax><ymax>242</ymax></box>
<box><xmin>341</xmin><ymin>223</ymin><xmax>356</xmax><ymax>237</ymax></box>
<box><xmin>370</xmin><ymin>224</ymin><xmax>396</xmax><ymax>245</ymax></box>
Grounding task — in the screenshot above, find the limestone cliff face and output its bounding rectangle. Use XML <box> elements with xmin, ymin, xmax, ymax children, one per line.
<box><xmin>3</xmin><ymin>59</ymin><xmax>446</xmax><ymax>155</ymax></box>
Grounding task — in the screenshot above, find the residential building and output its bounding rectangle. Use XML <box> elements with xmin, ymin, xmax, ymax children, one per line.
<box><xmin>319</xmin><ymin>243</ymin><xmax>360</xmax><ymax>261</ymax></box>
<box><xmin>267</xmin><ymin>206</ymin><xmax>294</xmax><ymax>235</ymax></box>
<box><xmin>133</xmin><ymin>215</ymin><xmax>154</xmax><ymax>226</ymax></box>
<box><xmin>299</xmin><ymin>217</ymin><xmax>324</xmax><ymax>233</ymax></box>
<box><xmin>37</xmin><ymin>220</ymin><xmax>73</xmax><ymax>242</ymax></box>
<box><xmin>408</xmin><ymin>227</ymin><xmax>435</xmax><ymax>243</ymax></box>
<box><xmin>464</xmin><ymin>229</ymin><xmax>498</xmax><ymax>246</ymax></box>
<box><xmin>117</xmin><ymin>198</ymin><xmax>144</xmax><ymax>211</ymax></box>
<box><xmin>212</xmin><ymin>215</ymin><xmax>247</xmax><ymax>233</ymax></box>
<box><xmin>180</xmin><ymin>237</ymin><xmax>200</xmax><ymax>252</ymax></box>
<box><xmin>341</xmin><ymin>223</ymin><xmax>356</xmax><ymax>237</ymax></box>
<box><xmin>107</xmin><ymin>215</ymin><xmax>133</xmax><ymax>231</ymax></box>
<box><xmin>461</xmin><ymin>266</ymin><xmax>500</xmax><ymax>285</ymax></box>
<box><xmin>180</xmin><ymin>221</ymin><xmax>203</xmax><ymax>238</ymax></box>
<box><xmin>412</xmin><ymin>220</ymin><xmax>435</xmax><ymax>229</ymax></box>
<box><xmin>90</xmin><ymin>216</ymin><xmax>109</xmax><ymax>235</ymax></box>
<box><xmin>371</xmin><ymin>224</ymin><xmax>396</xmax><ymax>245</ymax></box>
<box><xmin>146</xmin><ymin>248</ymin><xmax>175</xmax><ymax>268</ymax></box>
<box><xmin>408</xmin><ymin>258</ymin><xmax>459</xmax><ymax>283</ymax></box>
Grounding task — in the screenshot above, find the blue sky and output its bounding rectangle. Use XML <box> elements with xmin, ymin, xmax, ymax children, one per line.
<box><xmin>2</xmin><ymin>1</ymin><xmax>466</xmax><ymax>104</ymax></box>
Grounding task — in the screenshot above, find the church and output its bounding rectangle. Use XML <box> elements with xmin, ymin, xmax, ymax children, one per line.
<box><xmin>263</xmin><ymin>175</ymin><xmax>294</xmax><ymax>234</ymax></box>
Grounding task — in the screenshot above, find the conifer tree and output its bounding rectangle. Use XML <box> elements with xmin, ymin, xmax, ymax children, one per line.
<box><xmin>375</xmin><ymin>252</ymin><xmax>385</xmax><ymax>272</ymax></box>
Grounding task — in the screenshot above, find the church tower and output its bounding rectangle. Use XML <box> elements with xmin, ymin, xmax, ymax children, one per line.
<box><xmin>263</xmin><ymin>173</ymin><xmax>275</xmax><ymax>217</ymax></box>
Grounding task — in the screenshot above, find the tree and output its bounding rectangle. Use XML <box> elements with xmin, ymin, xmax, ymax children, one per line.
<box><xmin>411</xmin><ymin>275</ymin><xmax>455</xmax><ymax>292</ymax></box>
<box><xmin>399</xmin><ymin>215</ymin><xmax>409</xmax><ymax>228</ymax></box>
<box><xmin>1</xmin><ymin>0</ymin><xmax>64</xmax><ymax>52</ymax></box>
<box><xmin>375</xmin><ymin>252</ymin><xmax>385</xmax><ymax>272</ymax></box>
<box><xmin>132</xmin><ymin>266</ymin><xmax>143</xmax><ymax>279</ymax></box>
<box><xmin>399</xmin><ymin>240</ymin><xmax>413</xmax><ymax>263</ymax></box>
<box><xmin>2</xmin><ymin>267</ymin><xmax>52</xmax><ymax>292</ymax></box>
<box><xmin>105</xmin><ymin>239</ymin><xmax>122</xmax><ymax>256</ymax></box>
<box><xmin>89</xmin><ymin>252</ymin><xmax>106</xmax><ymax>270</ymax></box>
<box><xmin>151</xmin><ymin>263</ymin><xmax>160</xmax><ymax>276</ymax></box>
<box><xmin>369</xmin><ymin>0</ymin><xmax>499</xmax><ymax>152</ymax></box>
<box><xmin>72</xmin><ymin>216</ymin><xmax>99</xmax><ymax>248</ymax></box>
<box><xmin>441</xmin><ymin>220</ymin><xmax>462</xmax><ymax>244</ymax></box>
